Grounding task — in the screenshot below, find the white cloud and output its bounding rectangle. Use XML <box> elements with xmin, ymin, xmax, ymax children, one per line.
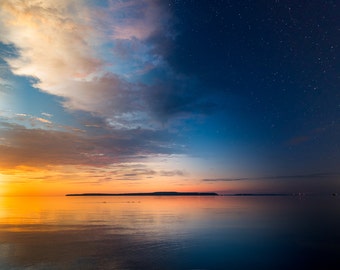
<box><xmin>0</xmin><ymin>0</ymin><xmax>171</xmax><ymax>127</ymax></box>
<box><xmin>41</xmin><ymin>112</ymin><xmax>53</xmax><ymax>118</ymax></box>
<box><xmin>0</xmin><ymin>0</ymin><xmax>101</xmax><ymax>87</ymax></box>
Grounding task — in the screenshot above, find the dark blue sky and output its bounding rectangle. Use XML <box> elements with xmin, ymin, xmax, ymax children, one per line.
<box><xmin>166</xmin><ymin>0</ymin><xmax>340</xmax><ymax>173</ymax></box>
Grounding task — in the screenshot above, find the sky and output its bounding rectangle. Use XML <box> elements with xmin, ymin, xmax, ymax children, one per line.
<box><xmin>0</xmin><ymin>0</ymin><xmax>339</xmax><ymax>196</ymax></box>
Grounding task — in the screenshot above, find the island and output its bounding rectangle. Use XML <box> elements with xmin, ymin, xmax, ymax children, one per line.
<box><xmin>66</xmin><ymin>191</ymin><xmax>219</xmax><ymax>196</ymax></box>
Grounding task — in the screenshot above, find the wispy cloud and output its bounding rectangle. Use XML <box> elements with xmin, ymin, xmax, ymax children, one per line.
<box><xmin>41</xmin><ymin>112</ymin><xmax>53</xmax><ymax>118</ymax></box>
<box><xmin>11</xmin><ymin>113</ymin><xmax>53</xmax><ymax>127</ymax></box>
<box><xmin>160</xmin><ymin>170</ymin><xmax>186</xmax><ymax>177</ymax></box>
<box><xmin>0</xmin><ymin>77</ymin><xmax>11</xmax><ymax>88</ymax></box>
<box><xmin>0</xmin><ymin>121</ymin><xmax>184</xmax><ymax>170</ymax></box>
<box><xmin>286</xmin><ymin>127</ymin><xmax>329</xmax><ymax>146</ymax></box>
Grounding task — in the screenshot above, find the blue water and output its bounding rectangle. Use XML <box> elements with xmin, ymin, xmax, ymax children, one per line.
<box><xmin>0</xmin><ymin>196</ymin><xmax>339</xmax><ymax>269</ymax></box>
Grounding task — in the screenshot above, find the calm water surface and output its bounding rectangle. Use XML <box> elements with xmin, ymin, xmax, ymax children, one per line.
<box><xmin>0</xmin><ymin>196</ymin><xmax>339</xmax><ymax>269</ymax></box>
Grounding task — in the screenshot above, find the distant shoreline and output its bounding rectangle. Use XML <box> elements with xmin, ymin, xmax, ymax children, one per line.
<box><xmin>222</xmin><ymin>193</ymin><xmax>292</xmax><ymax>196</ymax></box>
<box><xmin>66</xmin><ymin>192</ymin><xmax>219</xmax><ymax>196</ymax></box>
<box><xmin>65</xmin><ymin>192</ymin><xmax>338</xmax><ymax>197</ymax></box>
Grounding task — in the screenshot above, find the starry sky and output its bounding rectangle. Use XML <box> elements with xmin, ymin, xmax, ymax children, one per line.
<box><xmin>0</xmin><ymin>0</ymin><xmax>339</xmax><ymax>196</ymax></box>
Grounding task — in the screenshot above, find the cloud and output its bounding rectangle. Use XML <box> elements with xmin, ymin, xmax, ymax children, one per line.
<box><xmin>0</xmin><ymin>0</ymin><xmax>215</xmax><ymax>130</ymax></box>
<box><xmin>41</xmin><ymin>112</ymin><xmax>53</xmax><ymax>118</ymax></box>
<box><xmin>0</xmin><ymin>122</ymin><xmax>94</xmax><ymax>169</ymax></box>
<box><xmin>99</xmin><ymin>0</ymin><xmax>171</xmax><ymax>41</ymax></box>
<box><xmin>0</xmin><ymin>0</ymin><xmax>101</xmax><ymax>84</ymax></box>
<box><xmin>160</xmin><ymin>170</ymin><xmax>186</xmax><ymax>177</ymax></box>
<box><xmin>0</xmin><ymin>121</ymin><xmax>184</xmax><ymax>170</ymax></box>
<box><xmin>35</xmin><ymin>117</ymin><xmax>51</xmax><ymax>124</ymax></box>
<box><xmin>0</xmin><ymin>77</ymin><xmax>11</xmax><ymax>88</ymax></box>
<box><xmin>95</xmin><ymin>168</ymin><xmax>185</xmax><ymax>182</ymax></box>
<box><xmin>0</xmin><ymin>0</ymin><xmax>216</xmax><ymax>188</ymax></box>
<box><xmin>287</xmin><ymin>136</ymin><xmax>311</xmax><ymax>146</ymax></box>
<box><xmin>286</xmin><ymin>127</ymin><xmax>330</xmax><ymax>146</ymax></box>
<box><xmin>12</xmin><ymin>113</ymin><xmax>53</xmax><ymax>127</ymax></box>
<box><xmin>0</xmin><ymin>0</ymin><xmax>179</xmax><ymax>128</ymax></box>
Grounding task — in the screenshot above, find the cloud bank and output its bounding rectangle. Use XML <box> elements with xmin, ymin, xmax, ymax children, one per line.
<box><xmin>0</xmin><ymin>121</ymin><xmax>185</xmax><ymax>170</ymax></box>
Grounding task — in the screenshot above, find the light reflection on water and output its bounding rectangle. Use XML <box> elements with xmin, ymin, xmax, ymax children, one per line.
<box><xmin>0</xmin><ymin>196</ymin><xmax>339</xmax><ymax>269</ymax></box>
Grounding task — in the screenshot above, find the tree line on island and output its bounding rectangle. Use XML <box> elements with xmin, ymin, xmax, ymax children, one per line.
<box><xmin>66</xmin><ymin>192</ymin><xmax>218</xmax><ymax>196</ymax></box>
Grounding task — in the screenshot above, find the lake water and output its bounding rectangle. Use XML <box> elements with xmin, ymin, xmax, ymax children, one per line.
<box><xmin>0</xmin><ymin>195</ymin><xmax>339</xmax><ymax>269</ymax></box>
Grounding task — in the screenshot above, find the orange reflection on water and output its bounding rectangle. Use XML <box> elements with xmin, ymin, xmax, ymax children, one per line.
<box><xmin>1</xmin><ymin>195</ymin><xmax>339</xmax><ymax>269</ymax></box>
<box><xmin>0</xmin><ymin>195</ymin><xmax>280</xmax><ymax>232</ymax></box>
<box><xmin>0</xmin><ymin>196</ymin><xmax>240</xmax><ymax>232</ymax></box>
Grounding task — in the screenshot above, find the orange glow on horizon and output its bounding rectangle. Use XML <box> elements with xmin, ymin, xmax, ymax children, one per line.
<box><xmin>0</xmin><ymin>161</ymin><xmax>236</xmax><ymax>196</ymax></box>
<box><xmin>0</xmin><ymin>161</ymin><xmax>231</xmax><ymax>196</ymax></box>
<box><xmin>1</xmin><ymin>171</ymin><xmax>230</xmax><ymax>196</ymax></box>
